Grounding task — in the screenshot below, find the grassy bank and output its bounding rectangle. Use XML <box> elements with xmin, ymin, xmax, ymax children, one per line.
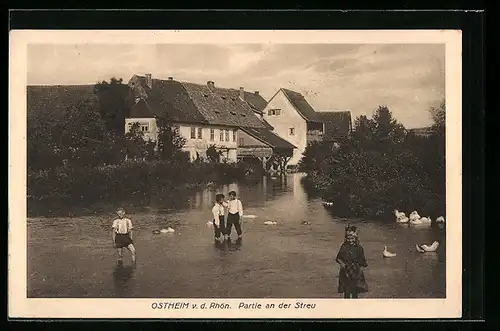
<box><xmin>27</xmin><ymin>160</ymin><xmax>249</xmax><ymax>217</ymax></box>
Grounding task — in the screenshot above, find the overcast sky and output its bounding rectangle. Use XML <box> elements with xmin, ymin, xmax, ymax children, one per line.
<box><xmin>27</xmin><ymin>43</ymin><xmax>444</xmax><ymax>129</ymax></box>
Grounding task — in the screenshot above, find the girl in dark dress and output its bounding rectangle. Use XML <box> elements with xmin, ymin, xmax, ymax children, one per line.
<box><xmin>335</xmin><ymin>225</ymin><xmax>368</xmax><ymax>298</ymax></box>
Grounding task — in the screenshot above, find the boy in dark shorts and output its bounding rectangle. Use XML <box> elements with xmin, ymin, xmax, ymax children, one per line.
<box><xmin>112</xmin><ymin>207</ymin><xmax>136</xmax><ymax>264</ymax></box>
<box><xmin>212</xmin><ymin>194</ymin><xmax>226</xmax><ymax>244</ymax></box>
<box><xmin>225</xmin><ymin>190</ymin><xmax>243</xmax><ymax>241</ymax></box>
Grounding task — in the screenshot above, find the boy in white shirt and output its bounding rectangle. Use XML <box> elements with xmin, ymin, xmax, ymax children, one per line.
<box><xmin>212</xmin><ymin>194</ymin><xmax>226</xmax><ymax>244</ymax></box>
<box><xmin>224</xmin><ymin>190</ymin><xmax>243</xmax><ymax>241</ymax></box>
<box><xmin>112</xmin><ymin>207</ymin><xmax>136</xmax><ymax>264</ymax></box>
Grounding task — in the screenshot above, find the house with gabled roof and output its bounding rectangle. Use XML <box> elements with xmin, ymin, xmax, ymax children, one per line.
<box><xmin>126</xmin><ymin>74</ymin><xmax>295</xmax><ymax>164</ymax></box>
<box><xmin>263</xmin><ymin>88</ymin><xmax>352</xmax><ymax>166</ymax></box>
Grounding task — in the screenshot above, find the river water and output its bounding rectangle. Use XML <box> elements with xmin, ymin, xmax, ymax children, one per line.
<box><xmin>27</xmin><ymin>173</ymin><xmax>445</xmax><ymax>298</ymax></box>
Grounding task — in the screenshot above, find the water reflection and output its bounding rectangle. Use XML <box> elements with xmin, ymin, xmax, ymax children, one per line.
<box><xmin>112</xmin><ymin>261</ymin><xmax>135</xmax><ymax>297</ymax></box>
<box><xmin>187</xmin><ymin>175</ymin><xmax>305</xmax><ymax>213</ymax></box>
<box><xmin>214</xmin><ymin>238</ymin><xmax>243</xmax><ymax>253</ymax></box>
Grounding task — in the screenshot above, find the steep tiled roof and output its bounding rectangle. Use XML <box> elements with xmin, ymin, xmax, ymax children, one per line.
<box><xmin>181</xmin><ymin>82</ymin><xmax>266</xmax><ymax>128</ymax></box>
<box><xmin>281</xmin><ymin>88</ymin><xmax>321</xmax><ymax>122</ymax></box>
<box><xmin>316</xmin><ymin>111</ymin><xmax>352</xmax><ymax>139</ymax></box>
<box><xmin>240</xmin><ymin>127</ymin><xmax>296</xmax><ymax>149</ymax></box>
<box><xmin>131</xmin><ymin>75</ymin><xmax>266</xmax><ymax>129</ymax></box>
<box><xmin>133</xmin><ymin>79</ymin><xmax>208</xmax><ymax>124</ymax></box>
<box><xmin>244</xmin><ymin>91</ymin><xmax>267</xmax><ymax>114</ymax></box>
<box><xmin>27</xmin><ymin>85</ymin><xmax>98</xmax><ymax>118</ymax></box>
<box><xmin>261</xmin><ymin>118</ymin><xmax>274</xmax><ymax>130</ymax></box>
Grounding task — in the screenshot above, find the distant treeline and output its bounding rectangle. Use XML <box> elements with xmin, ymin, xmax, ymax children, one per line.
<box><xmin>298</xmin><ymin>104</ymin><xmax>446</xmax><ymax>220</ymax></box>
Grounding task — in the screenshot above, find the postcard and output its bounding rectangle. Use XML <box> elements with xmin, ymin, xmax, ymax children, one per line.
<box><xmin>9</xmin><ymin>29</ymin><xmax>462</xmax><ymax>319</ymax></box>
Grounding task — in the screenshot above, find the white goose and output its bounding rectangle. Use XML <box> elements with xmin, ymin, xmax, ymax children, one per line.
<box><xmin>160</xmin><ymin>227</ymin><xmax>175</xmax><ymax>233</ymax></box>
<box><xmin>416</xmin><ymin>241</ymin><xmax>439</xmax><ymax>252</ymax></box>
<box><xmin>383</xmin><ymin>246</ymin><xmax>397</xmax><ymax>258</ymax></box>
<box><xmin>397</xmin><ymin>217</ymin><xmax>409</xmax><ymax>224</ymax></box>
<box><xmin>264</xmin><ymin>220</ymin><xmax>278</xmax><ymax>225</ymax></box>
<box><xmin>411</xmin><ymin>216</ymin><xmax>432</xmax><ymax>225</ymax></box>
<box><xmin>409</xmin><ymin>211</ymin><xmax>421</xmax><ymax>221</ymax></box>
<box><xmin>394</xmin><ymin>209</ymin><xmax>409</xmax><ymax>223</ymax></box>
<box><xmin>436</xmin><ymin>216</ymin><xmax>445</xmax><ymax>223</ymax></box>
<box><xmin>394</xmin><ymin>209</ymin><xmax>406</xmax><ymax>219</ymax></box>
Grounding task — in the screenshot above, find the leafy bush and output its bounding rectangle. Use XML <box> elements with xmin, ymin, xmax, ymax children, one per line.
<box><xmin>301</xmin><ymin>103</ymin><xmax>446</xmax><ymax>220</ymax></box>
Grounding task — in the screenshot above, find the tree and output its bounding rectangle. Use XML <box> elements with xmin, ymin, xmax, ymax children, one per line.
<box><xmin>372</xmin><ymin>105</ymin><xmax>407</xmax><ymax>146</ymax></box>
<box><xmin>429</xmin><ymin>100</ymin><xmax>445</xmax><ymax>137</ymax></box>
<box><xmin>94</xmin><ymin>77</ymin><xmax>131</xmax><ymax>135</ymax></box>
<box><xmin>156</xmin><ymin>117</ymin><xmax>187</xmax><ymax>160</ymax></box>
<box><xmin>299</xmin><ymin>103</ymin><xmax>449</xmax><ymax>218</ymax></box>
<box><xmin>123</xmin><ymin>122</ymin><xmax>155</xmax><ymax>160</ymax></box>
<box><xmin>351</xmin><ymin>115</ymin><xmax>376</xmax><ymax>149</ymax></box>
<box><xmin>50</xmin><ymin>99</ymin><xmax>119</xmax><ymax>167</ymax></box>
<box><xmin>298</xmin><ymin>140</ymin><xmax>340</xmax><ymax>174</ymax></box>
<box><xmin>206</xmin><ymin>145</ymin><xmax>223</xmax><ymax>163</ymax></box>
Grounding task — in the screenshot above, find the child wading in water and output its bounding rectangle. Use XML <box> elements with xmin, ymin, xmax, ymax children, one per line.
<box><xmin>224</xmin><ymin>190</ymin><xmax>243</xmax><ymax>242</ymax></box>
<box><xmin>335</xmin><ymin>225</ymin><xmax>368</xmax><ymax>298</ymax></box>
<box><xmin>212</xmin><ymin>194</ymin><xmax>226</xmax><ymax>244</ymax></box>
<box><xmin>112</xmin><ymin>208</ymin><xmax>136</xmax><ymax>265</ymax></box>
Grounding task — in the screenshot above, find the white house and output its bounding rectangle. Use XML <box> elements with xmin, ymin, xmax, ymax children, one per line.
<box><xmin>263</xmin><ymin>88</ymin><xmax>352</xmax><ymax>166</ymax></box>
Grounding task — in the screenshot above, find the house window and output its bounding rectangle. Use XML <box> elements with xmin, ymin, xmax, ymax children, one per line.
<box><xmin>219</xmin><ymin>129</ymin><xmax>224</xmax><ymax>141</ymax></box>
<box><xmin>267</xmin><ymin>109</ymin><xmax>281</xmax><ymax>116</ymax></box>
<box><xmin>197</xmin><ymin>127</ymin><xmax>202</xmax><ymax>139</ymax></box>
<box><xmin>210</xmin><ymin>129</ymin><xmax>215</xmax><ymax>141</ymax></box>
<box><xmin>239</xmin><ymin>137</ymin><xmax>244</xmax><ymax>145</ymax></box>
<box><xmin>289</xmin><ymin>128</ymin><xmax>295</xmax><ymax>136</ymax></box>
<box><xmin>225</xmin><ymin>130</ymin><xmax>229</xmax><ymax>142</ymax></box>
<box><xmin>140</xmin><ymin>124</ymin><xmax>149</xmax><ymax>132</ymax></box>
<box><xmin>190</xmin><ymin>127</ymin><xmax>196</xmax><ymax>139</ymax></box>
<box><xmin>232</xmin><ymin>129</ymin><xmax>237</xmax><ymax>142</ymax></box>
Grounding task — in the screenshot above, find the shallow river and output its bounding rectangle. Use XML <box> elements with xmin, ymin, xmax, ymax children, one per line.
<box><xmin>27</xmin><ymin>173</ymin><xmax>445</xmax><ymax>298</ymax></box>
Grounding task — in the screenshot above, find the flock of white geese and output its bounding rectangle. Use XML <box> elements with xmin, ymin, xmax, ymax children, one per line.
<box><xmin>382</xmin><ymin>210</ymin><xmax>445</xmax><ymax>258</ymax></box>
<box><xmin>152</xmin><ymin>208</ymin><xmax>444</xmax><ymax>260</ymax></box>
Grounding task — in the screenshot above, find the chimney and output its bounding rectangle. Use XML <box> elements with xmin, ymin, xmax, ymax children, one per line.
<box><xmin>254</xmin><ymin>91</ymin><xmax>259</xmax><ymax>95</ymax></box>
<box><xmin>168</xmin><ymin>77</ymin><xmax>173</xmax><ymax>81</ymax></box>
<box><xmin>239</xmin><ymin>87</ymin><xmax>245</xmax><ymax>100</ymax></box>
<box><xmin>145</xmin><ymin>73</ymin><xmax>152</xmax><ymax>88</ymax></box>
<box><xmin>207</xmin><ymin>81</ymin><xmax>215</xmax><ymax>91</ymax></box>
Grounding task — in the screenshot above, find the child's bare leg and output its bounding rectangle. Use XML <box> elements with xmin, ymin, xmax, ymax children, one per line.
<box><xmin>117</xmin><ymin>248</ymin><xmax>124</xmax><ymax>261</ymax></box>
<box><xmin>127</xmin><ymin>244</ymin><xmax>136</xmax><ymax>263</ymax></box>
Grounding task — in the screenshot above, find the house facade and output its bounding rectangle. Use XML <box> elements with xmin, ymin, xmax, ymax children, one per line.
<box><xmin>126</xmin><ymin>74</ymin><xmax>294</xmax><ymax>163</ymax></box>
<box><xmin>263</xmin><ymin>88</ymin><xmax>352</xmax><ymax>166</ymax></box>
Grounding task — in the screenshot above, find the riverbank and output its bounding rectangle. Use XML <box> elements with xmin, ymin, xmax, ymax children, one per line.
<box><xmin>27</xmin><ymin>159</ymin><xmax>259</xmax><ymax>217</ymax></box>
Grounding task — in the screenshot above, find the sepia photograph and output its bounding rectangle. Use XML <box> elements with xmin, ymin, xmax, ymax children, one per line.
<box><xmin>9</xmin><ymin>30</ymin><xmax>462</xmax><ymax>319</ymax></box>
